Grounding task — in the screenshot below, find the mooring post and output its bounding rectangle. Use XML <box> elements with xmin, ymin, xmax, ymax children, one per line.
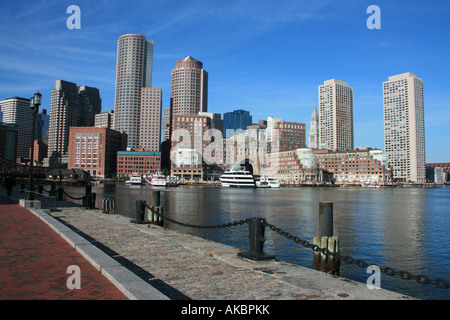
<box><xmin>313</xmin><ymin>202</ymin><xmax>340</xmax><ymax>275</ymax></box>
<box><xmin>152</xmin><ymin>190</ymin><xmax>160</xmax><ymax>206</ymax></box>
<box><xmin>148</xmin><ymin>190</ymin><xmax>163</xmax><ymax>226</ymax></box>
<box><xmin>238</xmin><ymin>217</ymin><xmax>275</xmax><ymax>261</ymax></box>
<box><xmin>319</xmin><ymin>202</ymin><xmax>333</xmax><ymax>237</ymax></box>
<box><xmin>132</xmin><ymin>200</ymin><xmax>148</xmax><ymax>224</ymax></box>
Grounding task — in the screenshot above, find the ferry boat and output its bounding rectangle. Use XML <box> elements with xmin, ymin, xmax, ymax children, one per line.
<box><xmin>125</xmin><ymin>173</ymin><xmax>148</xmax><ymax>186</ymax></box>
<box><xmin>256</xmin><ymin>176</ymin><xmax>280</xmax><ymax>188</ymax></box>
<box><xmin>219</xmin><ymin>164</ymin><xmax>256</xmax><ymax>188</ymax></box>
<box><xmin>151</xmin><ymin>172</ymin><xmax>167</xmax><ymax>187</ymax></box>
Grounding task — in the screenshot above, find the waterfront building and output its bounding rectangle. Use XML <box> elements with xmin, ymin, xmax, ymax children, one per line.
<box><xmin>383</xmin><ymin>72</ymin><xmax>425</xmax><ymax>183</ymax></box>
<box><xmin>170</xmin><ymin>114</ymin><xmax>214</xmax><ymax>180</ymax></box>
<box><xmin>314</xmin><ymin>147</ymin><xmax>392</xmax><ymax>185</ymax></box>
<box><xmin>0</xmin><ymin>97</ymin><xmax>33</xmax><ymax>159</ymax></box>
<box><xmin>114</xmin><ymin>33</ymin><xmax>153</xmax><ymax>148</ymax></box>
<box><xmin>223</xmin><ymin>132</ymin><xmax>264</xmax><ymax>176</ymax></box>
<box><xmin>67</xmin><ymin>127</ymin><xmax>127</xmax><ymax>179</ymax></box>
<box><xmin>171</xmin><ymin>56</ymin><xmax>208</xmax><ymax>115</ymax></box>
<box><xmin>223</xmin><ymin>109</ymin><xmax>252</xmax><ymax>138</ymax></box>
<box><xmin>171</xmin><ymin>148</ymin><xmax>203</xmax><ymax>181</ymax></box>
<box><xmin>0</xmin><ymin>123</ymin><xmax>18</xmax><ymax>162</ymax></box>
<box><xmin>265</xmin><ymin>148</ymin><xmax>322</xmax><ymax>182</ymax></box>
<box><xmin>116</xmin><ymin>149</ymin><xmax>161</xmax><ymax>177</ymax></box>
<box><xmin>140</xmin><ymin>88</ymin><xmax>162</xmax><ymax>152</ymax></box>
<box><xmin>273</xmin><ymin>120</ymin><xmax>306</xmax><ymax>152</ymax></box>
<box><xmin>426</xmin><ymin>163</ymin><xmax>450</xmax><ymax>182</ymax></box>
<box><xmin>308</xmin><ymin>106</ymin><xmax>319</xmax><ymax>149</ymax></box>
<box><xmin>318</xmin><ymin>79</ymin><xmax>354</xmax><ymax>151</ymax></box>
<box><xmin>95</xmin><ymin>110</ymin><xmax>115</xmax><ymax>129</ymax></box>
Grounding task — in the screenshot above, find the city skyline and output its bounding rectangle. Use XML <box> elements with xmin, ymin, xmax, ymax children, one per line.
<box><xmin>0</xmin><ymin>0</ymin><xmax>449</xmax><ymax>162</ymax></box>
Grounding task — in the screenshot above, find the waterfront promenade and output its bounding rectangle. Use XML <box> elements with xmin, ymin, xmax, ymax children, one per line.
<box><xmin>0</xmin><ymin>191</ymin><xmax>415</xmax><ymax>300</ymax></box>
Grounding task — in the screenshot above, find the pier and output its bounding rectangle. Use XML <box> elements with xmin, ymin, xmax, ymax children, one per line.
<box><xmin>0</xmin><ymin>190</ymin><xmax>416</xmax><ymax>300</ymax></box>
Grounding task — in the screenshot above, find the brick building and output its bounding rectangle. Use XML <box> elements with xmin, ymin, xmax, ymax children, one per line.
<box><xmin>116</xmin><ymin>149</ymin><xmax>161</xmax><ymax>177</ymax></box>
<box><xmin>314</xmin><ymin>148</ymin><xmax>392</xmax><ymax>185</ymax></box>
<box><xmin>68</xmin><ymin>127</ymin><xmax>127</xmax><ymax>179</ymax></box>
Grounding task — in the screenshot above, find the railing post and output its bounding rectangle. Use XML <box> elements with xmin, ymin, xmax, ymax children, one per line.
<box><xmin>89</xmin><ymin>193</ymin><xmax>96</xmax><ymax>209</ymax></box>
<box><xmin>238</xmin><ymin>217</ymin><xmax>275</xmax><ymax>261</ymax></box>
<box><xmin>49</xmin><ymin>182</ymin><xmax>56</xmax><ymax>198</ymax></box>
<box><xmin>57</xmin><ymin>187</ymin><xmax>64</xmax><ymax>200</ymax></box>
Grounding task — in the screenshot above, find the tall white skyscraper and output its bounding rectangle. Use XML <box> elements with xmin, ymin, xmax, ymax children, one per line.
<box><xmin>114</xmin><ymin>34</ymin><xmax>153</xmax><ymax>148</ymax></box>
<box><xmin>318</xmin><ymin>79</ymin><xmax>354</xmax><ymax>151</ymax></box>
<box><xmin>383</xmin><ymin>72</ymin><xmax>425</xmax><ymax>183</ymax></box>
<box><xmin>0</xmin><ymin>97</ymin><xmax>33</xmax><ymax>159</ymax></box>
<box><xmin>308</xmin><ymin>106</ymin><xmax>319</xmax><ymax>149</ymax></box>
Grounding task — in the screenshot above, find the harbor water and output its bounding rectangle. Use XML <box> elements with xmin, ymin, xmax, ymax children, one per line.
<box><xmin>63</xmin><ymin>183</ymin><xmax>450</xmax><ymax>300</ymax></box>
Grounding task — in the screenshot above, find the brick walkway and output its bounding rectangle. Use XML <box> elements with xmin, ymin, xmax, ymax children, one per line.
<box><xmin>0</xmin><ymin>195</ymin><xmax>128</xmax><ymax>300</ymax></box>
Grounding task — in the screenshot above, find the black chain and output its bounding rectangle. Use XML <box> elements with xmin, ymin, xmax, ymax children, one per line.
<box><xmin>262</xmin><ymin>220</ymin><xmax>450</xmax><ymax>290</ymax></box>
<box><xmin>144</xmin><ymin>204</ymin><xmax>250</xmax><ymax>229</ymax></box>
<box><xmin>62</xmin><ymin>190</ymin><xmax>86</xmax><ymax>200</ymax></box>
<box><xmin>141</xmin><ymin>204</ymin><xmax>450</xmax><ymax>290</ymax></box>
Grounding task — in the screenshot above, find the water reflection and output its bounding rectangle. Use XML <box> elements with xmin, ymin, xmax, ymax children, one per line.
<box><xmin>62</xmin><ymin>183</ymin><xmax>450</xmax><ymax>300</ymax></box>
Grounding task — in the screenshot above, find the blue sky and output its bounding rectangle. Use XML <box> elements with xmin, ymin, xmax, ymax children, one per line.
<box><xmin>0</xmin><ymin>0</ymin><xmax>449</xmax><ymax>162</ymax></box>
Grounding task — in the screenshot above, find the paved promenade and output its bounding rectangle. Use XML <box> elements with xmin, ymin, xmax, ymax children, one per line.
<box><xmin>0</xmin><ymin>194</ymin><xmax>128</xmax><ymax>300</ymax></box>
<box><xmin>0</xmin><ymin>190</ymin><xmax>416</xmax><ymax>300</ymax></box>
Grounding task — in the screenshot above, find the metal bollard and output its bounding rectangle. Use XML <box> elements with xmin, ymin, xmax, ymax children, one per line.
<box><xmin>89</xmin><ymin>193</ymin><xmax>96</xmax><ymax>209</ymax></box>
<box><xmin>152</xmin><ymin>190</ymin><xmax>160</xmax><ymax>206</ymax></box>
<box><xmin>319</xmin><ymin>202</ymin><xmax>333</xmax><ymax>237</ymax></box>
<box><xmin>132</xmin><ymin>200</ymin><xmax>149</xmax><ymax>224</ymax></box>
<box><xmin>238</xmin><ymin>217</ymin><xmax>275</xmax><ymax>261</ymax></box>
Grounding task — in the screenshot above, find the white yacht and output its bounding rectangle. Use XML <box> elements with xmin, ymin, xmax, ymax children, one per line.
<box><xmin>125</xmin><ymin>173</ymin><xmax>148</xmax><ymax>185</ymax></box>
<box><xmin>219</xmin><ymin>164</ymin><xmax>256</xmax><ymax>188</ymax></box>
<box><xmin>151</xmin><ymin>172</ymin><xmax>167</xmax><ymax>187</ymax></box>
<box><xmin>256</xmin><ymin>176</ymin><xmax>280</xmax><ymax>188</ymax></box>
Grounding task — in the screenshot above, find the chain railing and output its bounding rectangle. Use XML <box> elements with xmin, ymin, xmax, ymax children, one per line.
<box><xmin>141</xmin><ymin>202</ymin><xmax>450</xmax><ymax>290</ymax></box>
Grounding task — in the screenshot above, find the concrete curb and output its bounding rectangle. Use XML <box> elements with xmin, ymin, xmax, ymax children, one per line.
<box><xmin>26</xmin><ymin>207</ymin><xmax>170</xmax><ymax>300</ymax></box>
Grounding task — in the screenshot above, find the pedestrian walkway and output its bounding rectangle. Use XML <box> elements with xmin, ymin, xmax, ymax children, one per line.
<box><xmin>0</xmin><ymin>194</ymin><xmax>128</xmax><ymax>300</ymax></box>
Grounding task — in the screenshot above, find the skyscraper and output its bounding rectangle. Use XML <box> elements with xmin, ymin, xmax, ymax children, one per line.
<box><xmin>47</xmin><ymin>80</ymin><xmax>101</xmax><ymax>167</ymax></box>
<box><xmin>114</xmin><ymin>33</ymin><xmax>154</xmax><ymax>148</ymax></box>
<box><xmin>171</xmin><ymin>56</ymin><xmax>208</xmax><ymax>115</ymax></box>
<box><xmin>140</xmin><ymin>87</ymin><xmax>162</xmax><ymax>152</ymax></box>
<box><xmin>0</xmin><ymin>97</ymin><xmax>33</xmax><ymax>159</ymax></box>
<box><xmin>383</xmin><ymin>72</ymin><xmax>425</xmax><ymax>183</ymax></box>
<box><xmin>308</xmin><ymin>106</ymin><xmax>319</xmax><ymax>149</ymax></box>
<box><xmin>318</xmin><ymin>79</ymin><xmax>354</xmax><ymax>151</ymax></box>
<box><xmin>223</xmin><ymin>109</ymin><xmax>252</xmax><ymax>137</ymax></box>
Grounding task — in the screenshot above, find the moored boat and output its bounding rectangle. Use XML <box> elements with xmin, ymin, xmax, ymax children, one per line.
<box><xmin>125</xmin><ymin>173</ymin><xmax>148</xmax><ymax>185</ymax></box>
<box><xmin>151</xmin><ymin>172</ymin><xmax>167</xmax><ymax>187</ymax></box>
<box><xmin>219</xmin><ymin>164</ymin><xmax>255</xmax><ymax>188</ymax></box>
